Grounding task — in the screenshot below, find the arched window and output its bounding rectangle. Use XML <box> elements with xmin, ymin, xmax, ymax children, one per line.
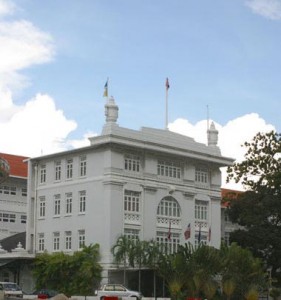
<box><xmin>157</xmin><ymin>196</ymin><xmax>181</xmax><ymax>218</ymax></box>
<box><xmin>156</xmin><ymin>196</ymin><xmax>181</xmax><ymax>254</ymax></box>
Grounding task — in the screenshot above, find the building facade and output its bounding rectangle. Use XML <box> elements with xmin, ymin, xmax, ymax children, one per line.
<box><xmin>0</xmin><ymin>153</ymin><xmax>28</xmax><ymax>240</ymax></box>
<box><xmin>26</xmin><ymin>97</ymin><xmax>233</xmax><ymax>283</ymax></box>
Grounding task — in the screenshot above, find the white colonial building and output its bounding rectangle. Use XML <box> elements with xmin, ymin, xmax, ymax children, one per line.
<box><xmin>26</xmin><ymin>96</ymin><xmax>233</xmax><ymax>283</ymax></box>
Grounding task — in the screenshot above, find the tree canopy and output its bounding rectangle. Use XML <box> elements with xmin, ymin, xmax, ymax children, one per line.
<box><xmin>111</xmin><ymin>236</ymin><xmax>265</xmax><ymax>299</ymax></box>
<box><xmin>226</xmin><ymin>131</ymin><xmax>281</xmax><ymax>283</ymax></box>
<box><xmin>33</xmin><ymin>244</ymin><xmax>102</xmax><ymax>296</ymax></box>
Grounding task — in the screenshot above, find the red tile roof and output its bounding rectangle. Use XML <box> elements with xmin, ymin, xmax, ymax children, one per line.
<box><xmin>221</xmin><ymin>188</ymin><xmax>243</xmax><ymax>207</ymax></box>
<box><xmin>0</xmin><ymin>153</ymin><xmax>28</xmax><ymax>178</ymax></box>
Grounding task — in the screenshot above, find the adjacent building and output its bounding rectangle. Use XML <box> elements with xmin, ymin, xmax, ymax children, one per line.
<box><xmin>26</xmin><ymin>96</ymin><xmax>234</xmax><ymax>283</ymax></box>
<box><xmin>0</xmin><ymin>153</ymin><xmax>28</xmax><ymax>240</ymax></box>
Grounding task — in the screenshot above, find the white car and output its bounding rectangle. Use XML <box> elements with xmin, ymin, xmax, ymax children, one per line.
<box><xmin>0</xmin><ymin>282</ymin><xmax>23</xmax><ymax>298</ymax></box>
<box><xmin>96</xmin><ymin>284</ymin><xmax>142</xmax><ymax>300</ymax></box>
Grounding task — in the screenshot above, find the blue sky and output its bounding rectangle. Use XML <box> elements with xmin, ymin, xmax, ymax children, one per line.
<box><xmin>0</xmin><ymin>0</ymin><xmax>280</xmax><ymax>188</ymax></box>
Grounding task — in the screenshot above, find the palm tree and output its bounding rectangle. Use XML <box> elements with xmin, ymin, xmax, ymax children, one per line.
<box><xmin>130</xmin><ymin>239</ymin><xmax>150</xmax><ymax>292</ymax></box>
<box><xmin>145</xmin><ymin>240</ymin><xmax>162</xmax><ymax>298</ymax></box>
<box><xmin>220</xmin><ymin>243</ymin><xmax>265</xmax><ymax>299</ymax></box>
<box><xmin>222</xmin><ymin>279</ymin><xmax>235</xmax><ymax>300</ymax></box>
<box><xmin>179</xmin><ymin>243</ymin><xmax>221</xmax><ymax>299</ymax></box>
<box><xmin>111</xmin><ymin>235</ymin><xmax>134</xmax><ymax>285</ymax></box>
<box><xmin>157</xmin><ymin>251</ymin><xmax>186</xmax><ymax>300</ymax></box>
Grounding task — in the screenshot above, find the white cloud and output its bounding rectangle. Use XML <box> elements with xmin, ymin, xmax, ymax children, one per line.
<box><xmin>169</xmin><ymin>113</ymin><xmax>276</xmax><ymax>190</ymax></box>
<box><xmin>245</xmin><ymin>0</ymin><xmax>281</xmax><ymax>20</ymax></box>
<box><xmin>0</xmin><ymin>20</ymin><xmax>54</xmax><ymax>90</ymax></box>
<box><xmin>0</xmin><ymin>0</ymin><xmax>15</xmax><ymax>17</ymax></box>
<box><xmin>67</xmin><ymin>132</ymin><xmax>96</xmax><ymax>149</ymax></box>
<box><xmin>0</xmin><ymin>94</ymin><xmax>77</xmax><ymax>157</ymax></box>
<box><xmin>0</xmin><ymin>0</ymin><xmax>78</xmax><ymax>157</ymax></box>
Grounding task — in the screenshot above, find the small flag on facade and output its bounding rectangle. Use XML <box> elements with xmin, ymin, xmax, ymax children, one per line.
<box><xmin>184</xmin><ymin>223</ymin><xmax>191</xmax><ymax>240</ymax></box>
<box><xmin>103</xmin><ymin>79</ymin><xmax>108</xmax><ymax>97</ymax></box>
<box><xmin>167</xmin><ymin>221</ymin><xmax>171</xmax><ymax>240</ymax></box>
<box><xmin>166</xmin><ymin>77</ymin><xmax>170</xmax><ymax>90</ymax></box>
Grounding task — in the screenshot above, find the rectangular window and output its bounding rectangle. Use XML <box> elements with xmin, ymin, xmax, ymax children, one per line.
<box><xmin>21</xmin><ymin>188</ymin><xmax>27</xmax><ymax>197</ymax></box>
<box><xmin>53</xmin><ymin>232</ymin><xmax>60</xmax><ymax>251</ymax></box>
<box><xmin>65</xmin><ymin>231</ymin><xmax>72</xmax><ymax>250</ymax></box>
<box><xmin>55</xmin><ymin>161</ymin><xmax>61</xmax><ymax>181</ymax></box>
<box><xmin>3</xmin><ymin>186</ymin><xmax>9</xmax><ymax>194</ymax></box>
<box><xmin>40</xmin><ymin>164</ymin><xmax>46</xmax><ymax>183</ymax></box>
<box><xmin>79</xmin><ymin>156</ymin><xmax>87</xmax><ymax>177</ymax></box>
<box><xmin>124</xmin><ymin>228</ymin><xmax>140</xmax><ymax>243</ymax></box>
<box><xmin>156</xmin><ymin>231</ymin><xmax>180</xmax><ymax>254</ymax></box>
<box><xmin>78</xmin><ymin>229</ymin><xmax>85</xmax><ymax>249</ymax></box>
<box><xmin>39</xmin><ymin>196</ymin><xmax>46</xmax><ymax>217</ymax></box>
<box><xmin>54</xmin><ymin>194</ymin><xmax>61</xmax><ymax>216</ymax></box>
<box><xmin>195</xmin><ymin>167</ymin><xmax>209</xmax><ymax>183</ymax></box>
<box><xmin>9</xmin><ymin>214</ymin><xmax>16</xmax><ymax>223</ymax></box>
<box><xmin>157</xmin><ymin>160</ymin><xmax>181</xmax><ymax>179</ymax></box>
<box><xmin>38</xmin><ymin>233</ymin><xmax>45</xmax><ymax>252</ymax></box>
<box><xmin>1</xmin><ymin>213</ymin><xmax>16</xmax><ymax>222</ymax></box>
<box><xmin>79</xmin><ymin>191</ymin><xmax>86</xmax><ymax>213</ymax></box>
<box><xmin>66</xmin><ymin>159</ymin><xmax>73</xmax><ymax>179</ymax></box>
<box><xmin>66</xmin><ymin>193</ymin><xmax>72</xmax><ymax>214</ymax></box>
<box><xmin>0</xmin><ymin>185</ymin><xmax>17</xmax><ymax>195</ymax></box>
<box><xmin>21</xmin><ymin>215</ymin><xmax>26</xmax><ymax>224</ymax></box>
<box><xmin>124</xmin><ymin>154</ymin><xmax>140</xmax><ymax>172</ymax></box>
<box><xmin>10</xmin><ymin>187</ymin><xmax>16</xmax><ymax>195</ymax></box>
<box><xmin>3</xmin><ymin>213</ymin><xmax>8</xmax><ymax>222</ymax></box>
<box><xmin>195</xmin><ymin>200</ymin><xmax>208</xmax><ymax>221</ymax></box>
<box><xmin>124</xmin><ymin>190</ymin><xmax>140</xmax><ymax>212</ymax></box>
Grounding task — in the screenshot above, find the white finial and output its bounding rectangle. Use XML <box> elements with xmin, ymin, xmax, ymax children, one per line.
<box><xmin>105</xmin><ymin>96</ymin><xmax>119</xmax><ymax>124</ymax></box>
<box><xmin>207</xmin><ymin>122</ymin><xmax>218</xmax><ymax>146</ymax></box>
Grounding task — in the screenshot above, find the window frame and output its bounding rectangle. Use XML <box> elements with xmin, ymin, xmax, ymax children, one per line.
<box><xmin>55</xmin><ymin>161</ymin><xmax>62</xmax><ymax>181</ymax></box>
<box><xmin>40</xmin><ymin>164</ymin><xmax>46</xmax><ymax>184</ymax></box>
<box><xmin>53</xmin><ymin>232</ymin><xmax>60</xmax><ymax>251</ymax></box>
<box><xmin>79</xmin><ymin>156</ymin><xmax>87</xmax><ymax>177</ymax></box>
<box><xmin>54</xmin><ymin>194</ymin><xmax>61</xmax><ymax>216</ymax></box>
<box><xmin>79</xmin><ymin>191</ymin><xmax>86</xmax><ymax>213</ymax></box>
<box><xmin>66</xmin><ymin>158</ymin><xmax>73</xmax><ymax>179</ymax></box>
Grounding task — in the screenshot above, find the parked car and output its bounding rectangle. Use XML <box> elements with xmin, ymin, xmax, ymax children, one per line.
<box><xmin>0</xmin><ymin>282</ymin><xmax>23</xmax><ymax>298</ymax></box>
<box><xmin>96</xmin><ymin>284</ymin><xmax>142</xmax><ymax>300</ymax></box>
<box><xmin>32</xmin><ymin>289</ymin><xmax>58</xmax><ymax>299</ymax></box>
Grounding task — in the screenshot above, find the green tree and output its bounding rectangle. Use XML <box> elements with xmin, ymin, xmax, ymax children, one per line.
<box><xmin>157</xmin><ymin>249</ymin><xmax>186</xmax><ymax>300</ymax></box>
<box><xmin>33</xmin><ymin>244</ymin><xmax>102</xmax><ymax>296</ymax></box>
<box><xmin>111</xmin><ymin>235</ymin><xmax>134</xmax><ymax>285</ymax></box>
<box><xmin>145</xmin><ymin>240</ymin><xmax>162</xmax><ymax>298</ymax></box>
<box><xmin>183</xmin><ymin>243</ymin><xmax>220</xmax><ymax>299</ymax></box>
<box><xmin>156</xmin><ymin>243</ymin><xmax>221</xmax><ymax>300</ymax></box>
<box><xmin>220</xmin><ymin>243</ymin><xmax>265</xmax><ymax>300</ymax></box>
<box><xmin>130</xmin><ymin>239</ymin><xmax>150</xmax><ymax>292</ymax></box>
<box><xmin>227</xmin><ymin>131</ymin><xmax>281</xmax><ymax>283</ymax></box>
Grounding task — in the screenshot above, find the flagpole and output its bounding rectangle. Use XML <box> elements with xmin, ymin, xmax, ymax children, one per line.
<box><xmin>207</xmin><ymin>104</ymin><xmax>210</xmax><ymax>130</ymax></box>
<box><xmin>165</xmin><ymin>78</ymin><xmax>169</xmax><ymax>130</ymax></box>
<box><xmin>166</xmin><ymin>89</ymin><xmax>168</xmax><ymax>129</ymax></box>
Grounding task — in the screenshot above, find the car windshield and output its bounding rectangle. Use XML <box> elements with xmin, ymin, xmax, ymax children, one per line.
<box><xmin>3</xmin><ymin>283</ymin><xmax>20</xmax><ymax>291</ymax></box>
